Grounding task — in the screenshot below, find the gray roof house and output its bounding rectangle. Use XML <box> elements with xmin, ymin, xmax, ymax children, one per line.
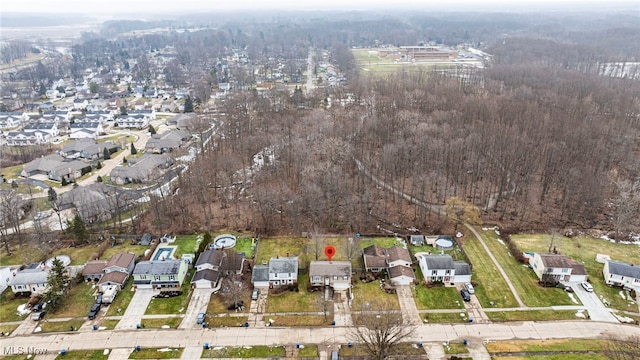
<box><xmin>309</xmin><ymin>261</ymin><xmax>352</xmax><ymax>291</ymax></box>
<box><xmin>268</xmin><ymin>257</ymin><xmax>298</xmax><ymax>287</ymax></box>
<box><xmin>417</xmin><ymin>254</ymin><xmax>471</xmax><ymax>285</ymax></box>
<box><xmin>21</xmin><ymin>154</ymin><xmax>65</xmax><ymax>177</ymax></box>
<box><xmin>61</xmin><ymin>138</ymin><xmax>95</xmax><ymax>158</ymax></box>
<box><xmin>251</xmin><ymin>265</ymin><xmax>270</xmax><ymax>288</ymax></box>
<box><xmin>109</xmin><ymin>153</ymin><xmax>173</xmax><ymax>185</ymax></box>
<box><xmin>603</xmin><ymin>260</ymin><xmax>640</xmax><ymax>291</ymax></box>
<box><xmin>132</xmin><ymin>259</ymin><xmax>188</xmax><ymax>289</ymax></box>
<box><xmin>9</xmin><ymin>263</ymin><xmax>51</xmax><ymax>294</ymax></box>
<box><xmin>145</xmin><ymin>130</ymin><xmax>191</xmax><ymax>153</ymax></box>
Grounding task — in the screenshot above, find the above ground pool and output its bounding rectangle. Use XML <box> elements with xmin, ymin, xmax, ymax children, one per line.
<box><xmin>211</xmin><ymin>234</ymin><xmax>237</xmax><ymax>249</ymax></box>
<box><xmin>435</xmin><ymin>237</ymin><xmax>455</xmax><ymax>250</ymax></box>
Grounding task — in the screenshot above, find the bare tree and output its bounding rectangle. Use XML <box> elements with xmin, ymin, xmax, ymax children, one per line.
<box><xmin>348</xmin><ymin>301</ymin><xmax>416</xmax><ymax>360</ymax></box>
<box><xmin>610</xmin><ymin>179</ymin><xmax>640</xmax><ymax>241</ymax></box>
<box><xmin>604</xmin><ymin>335</ymin><xmax>640</xmax><ymax>360</ymax></box>
<box><xmin>220</xmin><ymin>272</ymin><xmax>245</xmax><ymax>311</ymax></box>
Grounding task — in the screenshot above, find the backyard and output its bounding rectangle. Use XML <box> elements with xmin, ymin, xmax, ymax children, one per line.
<box><xmin>478</xmin><ymin>228</ymin><xmax>577</xmax><ymax>307</ymax></box>
<box><xmin>254</xmin><ymin>237</ymin><xmax>307</xmax><ymax>264</ymax></box>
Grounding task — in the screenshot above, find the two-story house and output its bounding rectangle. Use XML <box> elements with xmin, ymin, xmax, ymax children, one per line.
<box><xmin>530</xmin><ymin>253</ymin><xmax>588</xmax><ymax>283</ymax></box>
<box><xmin>309</xmin><ymin>261</ymin><xmax>352</xmax><ymax>292</ymax></box>
<box><xmin>268</xmin><ymin>257</ymin><xmax>298</xmax><ymax>288</ymax></box>
<box><xmin>362</xmin><ymin>245</ymin><xmax>415</xmax><ymax>285</ymax></box>
<box><xmin>603</xmin><ymin>260</ymin><xmax>640</xmax><ymax>291</ymax></box>
<box><xmin>132</xmin><ymin>259</ymin><xmax>188</xmax><ymax>290</ymax></box>
<box><xmin>99</xmin><ymin>252</ymin><xmax>135</xmax><ymax>291</ymax></box>
<box><xmin>417</xmin><ymin>254</ymin><xmax>472</xmax><ymax>286</ymax></box>
<box><xmin>9</xmin><ymin>263</ymin><xmax>50</xmax><ymax>294</ymax></box>
<box><xmin>191</xmin><ymin>249</ymin><xmax>225</xmax><ymax>289</ymax></box>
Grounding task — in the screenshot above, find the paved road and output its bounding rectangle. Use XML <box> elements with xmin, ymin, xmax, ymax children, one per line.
<box><xmin>572</xmin><ymin>283</ymin><xmax>619</xmax><ymax>323</ymax></box>
<box><xmin>396</xmin><ymin>285</ymin><xmax>421</xmax><ymax>325</ymax></box>
<box><xmin>3</xmin><ymin>321</ymin><xmax>638</xmax><ymax>356</ymax></box>
<box><xmin>179</xmin><ymin>288</ymin><xmax>213</xmax><ymax>329</ymax></box>
<box><xmin>114</xmin><ymin>289</ymin><xmax>154</xmax><ymax>330</ymax></box>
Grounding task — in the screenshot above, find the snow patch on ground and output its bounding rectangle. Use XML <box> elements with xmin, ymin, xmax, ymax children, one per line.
<box><xmin>157</xmin><ymin>348</ymin><xmax>174</xmax><ymax>352</ymax></box>
<box><xmin>496</xmin><ymin>238</ymin><xmax>505</xmax><ymax>246</ymax></box>
<box><xmin>17</xmin><ymin>304</ymin><xmax>31</xmax><ymax>316</ymax></box>
<box><xmin>567</xmin><ymin>293</ymin><xmax>579</xmax><ymax>304</ymax></box>
<box><xmin>614</xmin><ymin>314</ymin><xmax>635</xmax><ymax>323</ymax></box>
<box><xmin>619</xmin><ymin>291</ymin><xmax>627</xmax><ymax>300</ymax></box>
<box><xmin>574</xmin><ymin>310</ymin><xmax>586</xmax><ymax>318</ymax></box>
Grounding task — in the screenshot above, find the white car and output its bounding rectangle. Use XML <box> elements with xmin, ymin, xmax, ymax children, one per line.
<box><xmin>464</xmin><ymin>283</ymin><xmax>475</xmax><ymax>294</ymax></box>
<box><xmin>581</xmin><ymin>281</ymin><xmax>593</xmax><ymax>292</ymax></box>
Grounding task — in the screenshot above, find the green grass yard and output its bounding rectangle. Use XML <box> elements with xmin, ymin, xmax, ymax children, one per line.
<box><xmin>413</xmin><ymin>266</ymin><xmax>465</xmax><ymax>310</ymax></box>
<box><xmin>350</xmin><ymin>280</ymin><xmax>400</xmax><ymax>311</ymax></box>
<box><xmin>128</xmin><ymin>348</ymin><xmax>183</xmax><ymax>359</ymax></box>
<box><xmin>0</xmin><ymin>289</ymin><xmax>30</xmax><ymax>322</ymax></box>
<box><xmin>265</xmin><ymin>276</ymin><xmax>323</xmax><ymax>313</ymax></box>
<box><xmin>173</xmin><ymin>235</ymin><xmax>200</xmax><ymax>257</ymax></box>
<box><xmin>105</xmin><ymin>279</ymin><xmax>134</xmax><ymax>316</ymax></box>
<box><xmin>54</xmin><ymin>350</ymin><xmax>109</xmax><ymax>360</ymax></box>
<box><xmin>144</xmin><ymin>271</ymin><xmax>193</xmax><ymax>315</ymax></box>
<box><xmin>254</xmin><ymin>237</ymin><xmax>307</xmax><ymax>264</ymax></box>
<box><xmin>485</xmin><ymin>309</ymin><xmax>589</xmax><ymax>322</ymax></box>
<box><xmin>38</xmin><ymin>319</ymin><xmax>85</xmax><ymax>333</ymax></box>
<box><xmin>423</xmin><ymin>311</ymin><xmax>470</xmax><ymax>323</ymax></box>
<box><xmin>49</xmin><ymin>282</ymin><xmax>96</xmax><ymax>319</ymax></box>
<box><xmin>202</xmin><ymin>346</ymin><xmax>285</xmax><ymax>358</ymax></box>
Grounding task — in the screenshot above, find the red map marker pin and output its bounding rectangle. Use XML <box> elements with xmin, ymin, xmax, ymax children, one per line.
<box><xmin>324</xmin><ymin>246</ymin><xmax>336</xmax><ymax>261</ymax></box>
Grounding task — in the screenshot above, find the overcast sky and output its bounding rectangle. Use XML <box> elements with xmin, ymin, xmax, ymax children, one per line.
<box><xmin>2</xmin><ymin>0</ymin><xmax>637</xmax><ymax>14</ymax></box>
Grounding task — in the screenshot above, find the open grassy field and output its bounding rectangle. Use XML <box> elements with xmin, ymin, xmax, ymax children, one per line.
<box><xmin>266</xmin><ymin>275</ymin><xmax>322</xmax><ymax>313</ymax></box>
<box><xmin>0</xmin><ymin>288</ymin><xmax>30</xmax><ymax>322</ymax></box>
<box><xmin>206</xmin><ymin>289</ymin><xmax>251</xmax><ymax>315</ymax></box>
<box><xmin>53</xmin><ymin>349</ymin><xmax>109</xmax><ymax>360</ymax></box>
<box><xmin>38</xmin><ymin>319</ymin><xmax>85</xmax><ymax>333</ymax></box>
<box><xmin>459</xmin><ymin>235</ymin><xmax>518</xmax><ymax>308</ymax></box>
<box><xmin>478</xmin><ymin>228</ymin><xmax>577</xmax><ymax>307</ymax></box>
<box><xmin>423</xmin><ymin>311</ymin><xmax>470</xmax><ymax>323</ymax></box>
<box><xmin>351</xmin><ymin>279</ymin><xmax>400</xmax><ymax>311</ymax></box>
<box><xmin>352</xmin><ymin>49</ymin><xmax>457</xmax><ymax>75</ymax></box>
<box><xmin>485</xmin><ymin>309</ymin><xmax>588</xmax><ymax>322</ymax></box>
<box><xmin>145</xmin><ymin>271</ymin><xmax>193</xmax><ymax>315</ymax></box>
<box><xmin>49</xmin><ymin>282</ymin><xmax>96</xmax><ymax>319</ymax></box>
<box><xmin>202</xmin><ymin>346</ymin><xmax>285</xmax><ymax>358</ymax></box>
<box><xmin>512</xmin><ymin>234</ymin><xmax>640</xmax><ymax>313</ymax></box>
<box><xmin>128</xmin><ymin>348</ymin><xmax>183</xmax><ymax>359</ymax></box>
<box><xmin>254</xmin><ymin>237</ymin><xmax>307</xmax><ymax>264</ymax></box>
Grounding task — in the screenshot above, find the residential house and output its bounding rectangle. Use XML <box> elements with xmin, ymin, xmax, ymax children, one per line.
<box><xmin>81</xmin><ymin>142</ymin><xmax>119</xmax><ymax>160</ymax></box>
<box><xmin>6</xmin><ymin>130</ymin><xmax>52</xmax><ymax>146</ymax></box>
<box><xmin>61</xmin><ymin>139</ymin><xmax>95</xmax><ymax>158</ymax></box>
<box><xmin>309</xmin><ymin>261</ymin><xmax>352</xmax><ymax>292</ymax></box>
<box><xmin>132</xmin><ymin>259</ymin><xmax>188</xmax><ymax>290</ymax></box>
<box><xmin>603</xmin><ymin>260</ymin><xmax>640</xmax><ymax>291</ymax></box>
<box><xmin>58</xmin><ymin>183</ymin><xmax>141</xmax><ymax>224</ymax></box>
<box><xmin>388</xmin><ymin>265</ymin><xmax>416</xmax><ymax>286</ymax></box>
<box><xmin>23</xmin><ymin>123</ymin><xmax>59</xmax><ymax>137</ymax></box>
<box><xmin>99</xmin><ymin>252</ymin><xmax>135</xmax><ymax>291</ymax></box>
<box><xmin>0</xmin><ymin>112</ymin><xmax>23</xmax><ymax>129</ymax></box>
<box><xmin>145</xmin><ymin>130</ymin><xmax>191</xmax><ymax>153</ymax></box>
<box><xmin>386</xmin><ymin>246</ymin><xmax>412</xmax><ymax>268</ymax></box>
<box><xmin>73</xmin><ymin>98</ymin><xmax>89</xmax><ymax>110</ymax></box>
<box><xmin>417</xmin><ymin>254</ymin><xmax>471</xmax><ymax>285</ymax></box>
<box><xmin>268</xmin><ymin>257</ymin><xmax>298</xmax><ymax>288</ymax></box>
<box><xmin>116</xmin><ymin>114</ymin><xmax>149</xmax><ymax>129</ymax></box>
<box><xmin>167</xmin><ymin>113</ymin><xmax>198</xmax><ymax>130</ymax></box>
<box><xmin>362</xmin><ymin>245</ymin><xmax>414</xmax><ymax>284</ymax></box>
<box><xmin>70</xmin><ymin>122</ymin><xmax>103</xmax><ymax>139</ymax></box>
<box><xmin>363</xmin><ymin>245</ymin><xmax>387</xmax><ymax>273</ymax></box>
<box><xmin>48</xmin><ymin>160</ymin><xmax>88</xmax><ymax>183</ymax></box>
<box><xmin>191</xmin><ymin>249</ymin><xmax>225</xmax><ymax>289</ymax></box>
<box><xmin>82</xmin><ymin>260</ymin><xmax>107</xmax><ymax>281</ymax></box>
<box><xmin>9</xmin><ymin>263</ymin><xmax>50</xmax><ymax>294</ymax></box>
<box><xmin>109</xmin><ymin>153</ymin><xmax>173</xmax><ymax>185</ymax></box>
<box><xmin>21</xmin><ymin>154</ymin><xmax>65</xmax><ymax>177</ymax></box>
<box><xmin>251</xmin><ymin>265</ymin><xmax>269</xmax><ymax>288</ymax></box>
<box><xmin>530</xmin><ymin>253</ymin><xmax>588</xmax><ymax>283</ymax></box>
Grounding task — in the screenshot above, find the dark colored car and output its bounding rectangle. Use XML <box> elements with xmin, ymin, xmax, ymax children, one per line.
<box><xmin>32</xmin><ymin>303</ymin><xmax>44</xmax><ymax>312</ymax></box>
<box><xmin>460</xmin><ymin>289</ymin><xmax>471</xmax><ymax>302</ymax></box>
<box><xmin>88</xmin><ymin>303</ymin><xmax>101</xmax><ymax>319</ymax></box>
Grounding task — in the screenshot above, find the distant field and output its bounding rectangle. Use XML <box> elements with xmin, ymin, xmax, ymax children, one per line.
<box><xmin>352</xmin><ymin>49</ymin><xmax>459</xmax><ymax>75</ymax></box>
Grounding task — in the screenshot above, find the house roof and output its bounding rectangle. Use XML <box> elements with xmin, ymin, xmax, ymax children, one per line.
<box><xmin>196</xmin><ymin>249</ymin><xmax>225</xmax><ymax>268</ymax></box>
<box><xmin>221</xmin><ymin>252</ymin><xmax>245</xmax><ymax>273</ymax></box>
<box><xmin>538</xmin><ymin>254</ymin><xmax>574</xmax><ymax>269</ymax></box>
<box><xmin>98</xmin><ymin>271</ymin><xmax>128</xmax><ymax>285</ymax></box>
<box><xmin>106</xmin><ymin>252</ymin><xmax>135</xmax><ymax>270</ymax></box>
<box><xmin>363</xmin><ymin>245</ymin><xmax>386</xmax><ymax>257</ymax></box>
<box><xmin>309</xmin><ymin>261</ymin><xmax>351</xmax><ymax>277</ymax></box>
<box><xmin>388</xmin><ymin>265</ymin><xmax>415</xmax><ymax>279</ymax></box>
<box><xmin>192</xmin><ymin>269</ymin><xmax>220</xmax><ymax>283</ymax></box>
<box><xmin>252</xmin><ymin>265</ymin><xmax>269</xmax><ymax>283</ymax></box>
<box><xmin>62</xmin><ymin>138</ymin><xmax>95</xmax><ymax>153</ymax></box>
<box><xmin>82</xmin><ymin>260</ymin><xmax>107</xmax><ymax>276</ymax></box>
<box><xmin>23</xmin><ymin>154</ymin><xmax>65</xmax><ymax>173</ymax></box>
<box><xmin>269</xmin><ymin>257</ymin><xmax>298</xmax><ymax>274</ymax></box>
<box><xmin>133</xmin><ymin>260</ymin><xmax>182</xmax><ymax>276</ymax></box>
<box><xmin>410</xmin><ymin>235</ymin><xmax>425</xmax><ymax>243</ymax></box>
<box><xmin>10</xmin><ymin>264</ymin><xmax>50</xmax><ymax>285</ymax></box>
<box><xmin>420</xmin><ymin>254</ymin><xmax>454</xmax><ymax>270</ymax></box>
<box><xmin>387</xmin><ymin>246</ymin><xmax>411</xmax><ymax>263</ymax></box>
<box><xmin>607</xmin><ymin>260</ymin><xmax>640</xmax><ymax>279</ymax></box>
<box><xmin>363</xmin><ymin>245</ymin><xmax>387</xmax><ymax>268</ymax></box>
<box><xmin>453</xmin><ymin>261</ymin><xmax>472</xmax><ymax>276</ymax></box>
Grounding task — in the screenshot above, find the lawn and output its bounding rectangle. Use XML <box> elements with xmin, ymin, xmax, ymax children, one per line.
<box><xmin>358</xmin><ymin>236</ymin><xmax>405</xmax><ymax>250</ymax></box>
<box><xmin>0</xmin><ymin>244</ymin><xmax>48</xmax><ymax>266</ymax></box>
<box><xmin>48</xmin><ymin>282</ymin><xmax>96</xmax><ymax>318</ymax></box>
<box><xmin>173</xmin><ymin>235</ymin><xmax>200</xmax><ymax>257</ymax></box>
<box><xmin>268</xmin><ymin>315</ymin><xmax>333</xmax><ymax>326</ymax></box>
<box><xmin>414</xmin><ymin>267</ymin><xmax>464</xmax><ymax>309</ymax></box>
<box><xmin>101</xmin><ymin>243</ymin><xmax>148</xmax><ymax>260</ymax></box>
<box><xmin>486</xmin><ymin>339</ymin><xmax>612</xmax><ymax>353</ymax></box>
<box><xmin>0</xmin><ymin>324</ymin><xmax>19</xmax><ymax>335</ymax></box>
<box><xmin>459</xmin><ymin>235</ymin><xmax>518</xmax><ymax>308</ymax></box>
<box><xmin>265</xmin><ymin>275</ymin><xmax>323</xmax><ymax>313</ymax></box>
<box><xmin>38</xmin><ymin>319</ymin><xmax>85</xmax><ymax>333</ymax></box>
<box><xmin>139</xmin><ymin>317</ymin><xmax>181</xmax><ymax>329</ymax></box>
<box><xmin>207</xmin><ymin>290</ymin><xmax>251</xmax><ymax>314</ymax></box>
<box><xmin>144</xmin><ymin>271</ymin><xmax>193</xmax><ymax>315</ymax></box>
<box><xmin>254</xmin><ymin>237</ymin><xmax>307</xmax><ymax>264</ymax></box>
<box><xmin>338</xmin><ymin>343</ymin><xmax>426</xmax><ymax>358</ymax></box>
<box><xmin>52</xmin><ymin>245</ymin><xmax>99</xmax><ymax>266</ymax></box>
<box><xmin>492</xmin><ymin>355</ymin><xmax>606</xmax><ymax>360</ymax></box>
<box><xmin>485</xmin><ymin>309</ymin><xmax>589</xmax><ymax>322</ymax></box>
<box><xmin>0</xmin><ymin>288</ymin><xmax>30</xmax><ymax>322</ymax></box>
<box><xmin>54</xmin><ymin>350</ymin><xmax>109</xmax><ymax>360</ymax></box>
<box><xmin>98</xmin><ymin>319</ymin><xmax>120</xmax><ymax>330</ymax></box>
<box><xmin>105</xmin><ymin>279</ymin><xmax>134</xmax><ymax>316</ymax></box>
<box><xmin>202</xmin><ymin>346</ymin><xmax>285</xmax><ymax>358</ymax></box>
<box><xmin>233</xmin><ymin>237</ymin><xmax>255</xmax><ymax>259</ymax></box>
<box><xmin>128</xmin><ymin>348</ymin><xmax>183</xmax><ymax>359</ymax></box>
<box><xmin>298</xmin><ymin>345</ymin><xmax>319</xmax><ymax>358</ymax></box>
<box><xmin>423</xmin><ymin>311</ymin><xmax>470</xmax><ymax>323</ymax></box>
<box><xmin>206</xmin><ymin>315</ymin><xmax>248</xmax><ymax>327</ymax></box>
<box><xmin>351</xmin><ymin>279</ymin><xmax>400</xmax><ymax>311</ymax></box>
<box><xmin>478</xmin><ymin>228</ymin><xmax>577</xmax><ymax>307</ymax></box>
<box><xmin>512</xmin><ymin>234</ymin><xmax>640</xmax><ymax>313</ymax></box>
<box><xmin>444</xmin><ymin>342</ymin><xmax>470</xmax><ymax>354</ymax></box>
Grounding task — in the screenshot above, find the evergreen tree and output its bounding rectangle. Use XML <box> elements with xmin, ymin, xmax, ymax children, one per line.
<box><xmin>67</xmin><ymin>214</ymin><xmax>88</xmax><ymax>243</ymax></box>
<box><xmin>43</xmin><ymin>258</ymin><xmax>70</xmax><ymax>313</ymax></box>
<box><xmin>96</xmin><ymin>176</ymin><xmax>103</xmax><ymax>183</ymax></box>
<box><xmin>130</xmin><ymin>143</ymin><xmax>137</xmax><ymax>155</ymax></box>
<box><xmin>103</xmin><ymin>147</ymin><xmax>111</xmax><ymax>160</ymax></box>
<box><xmin>120</xmin><ymin>105</ymin><xmax>128</xmax><ymax>115</ymax></box>
<box><xmin>96</xmin><ymin>161</ymin><xmax>102</xmax><ymax>169</ymax></box>
<box><xmin>47</xmin><ymin>187</ymin><xmax>57</xmax><ymax>203</ymax></box>
<box><xmin>184</xmin><ymin>96</ymin><xmax>194</xmax><ymax>113</ymax></box>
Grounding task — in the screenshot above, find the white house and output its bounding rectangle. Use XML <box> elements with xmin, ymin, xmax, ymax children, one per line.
<box><xmin>69</xmin><ymin>122</ymin><xmax>103</xmax><ymax>139</ymax></box>
<box><xmin>268</xmin><ymin>257</ymin><xmax>298</xmax><ymax>287</ymax></box>
<box><xmin>417</xmin><ymin>254</ymin><xmax>471</xmax><ymax>285</ymax></box>
<box><xmin>530</xmin><ymin>253</ymin><xmax>588</xmax><ymax>283</ymax></box>
<box><xmin>9</xmin><ymin>263</ymin><xmax>50</xmax><ymax>294</ymax></box>
<box><xmin>6</xmin><ymin>131</ymin><xmax>51</xmax><ymax>146</ymax></box>
<box><xmin>603</xmin><ymin>260</ymin><xmax>640</xmax><ymax>291</ymax></box>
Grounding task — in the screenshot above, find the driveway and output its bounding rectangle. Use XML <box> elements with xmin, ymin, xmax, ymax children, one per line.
<box><xmin>114</xmin><ymin>288</ymin><xmax>154</xmax><ymax>330</ymax></box>
<box><xmin>248</xmin><ymin>286</ymin><xmax>268</xmax><ymax>327</ymax></box>
<box><xmin>571</xmin><ymin>283</ymin><xmax>618</xmax><ymax>323</ymax></box>
<box><xmin>332</xmin><ymin>290</ymin><xmax>352</xmax><ymax>326</ymax></box>
<box><xmin>396</xmin><ymin>285</ymin><xmax>421</xmax><ymax>325</ymax></box>
<box><xmin>460</xmin><ymin>287</ymin><xmax>489</xmax><ymax>324</ymax></box>
<box><xmin>179</xmin><ymin>288</ymin><xmax>213</xmax><ymax>329</ymax></box>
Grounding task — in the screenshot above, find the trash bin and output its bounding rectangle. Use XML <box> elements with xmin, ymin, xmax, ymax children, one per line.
<box><xmin>204</xmin><ymin>343</ymin><xmax>209</xmax><ymax>349</ymax></box>
<box><xmin>60</xmin><ymin>349</ymin><xmax>66</xmax><ymax>356</ymax></box>
<box><xmin>135</xmin><ymin>346</ymin><xmax>141</xmax><ymax>352</ymax></box>
<box><xmin>93</xmin><ymin>325</ymin><xmax>97</xmax><ymax>330</ymax></box>
<box><xmin>296</xmin><ymin>343</ymin><xmax>300</xmax><ymax>349</ymax></box>
<box><xmin>331</xmin><ymin>321</ymin><xmax>336</xmax><ymax>326</ymax></box>
<box><xmin>463</xmin><ymin>339</ymin><xmax>468</xmax><ymax>345</ymax></box>
<box><xmin>418</xmin><ymin>342</ymin><xmax>423</xmax><ymax>347</ymax></box>
<box><xmin>348</xmin><ymin>342</ymin><xmax>352</xmax><ymax>348</ymax></box>
<box><xmin>244</xmin><ymin>322</ymin><xmax>249</xmax><ymax>328</ymax></box>
<box><xmin>136</xmin><ymin>323</ymin><xmax>141</xmax><ymax>329</ymax></box>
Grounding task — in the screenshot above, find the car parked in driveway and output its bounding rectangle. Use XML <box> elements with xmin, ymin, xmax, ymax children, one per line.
<box><xmin>32</xmin><ymin>311</ymin><xmax>46</xmax><ymax>321</ymax></box>
<box><xmin>88</xmin><ymin>303</ymin><xmax>101</xmax><ymax>320</ymax></box>
<box><xmin>252</xmin><ymin>289</ymin><xmax>259</xmax><ymax>300</ymax></box>
<box><xmin>581</xmin><ymin>281</ymin><xmax>593</xmax><ymax>292</ymax></box>
<box><xmin>460</xmin><ymin>289</ymin><xmax>471</xmax><ymax>302</ymax></box>
<box><xmin>464</xmin><ymin>283</ymin><xmax>475</xmax><ymax>294</ymax></box>
<box><xmin>196</xmin><ymin>312</ymin><xmax>206</xmax><ymax>324</ymax></box>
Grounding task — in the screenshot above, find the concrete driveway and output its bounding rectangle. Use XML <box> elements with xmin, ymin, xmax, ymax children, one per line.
<box><xmin>179</xmin><ymin>288</ymin><xmax>213</xmax><ymax>329</ymax></box>
<box><xmin>571</xmin><ymin>283</ymin><xmax>618</xmax><ymax>323</ymax></box>
<box><xmin>396</xmin><ymin>285</ymin><xmax>421</xmax><ymax>325</ymax></box>
<box><xmin>114</xmin><ymin>288</ymin><xmax>154</xmax><ymax>330</ymax></box>
<box><xmin>461</xmin><ymin>289</ymin><xmax>489</xmax><ymax>324</ymax></box>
